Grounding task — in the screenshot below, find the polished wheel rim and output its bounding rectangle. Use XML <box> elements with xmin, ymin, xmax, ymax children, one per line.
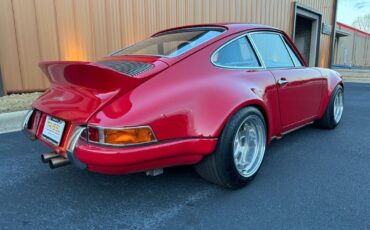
<box><xmin>334</xmin><ymin>90</ymin><xmax>344</xmax><ymax>123</ymax></box>
<box><xmin>233</xmin><ymin>115</ymin><xmax>266</xmax><ymax>178</ymax></box>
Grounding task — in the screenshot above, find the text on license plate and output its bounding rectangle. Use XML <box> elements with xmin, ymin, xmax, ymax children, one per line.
<box><xmin>42</xmin><ymin>116</ymin><xmax>66</xmax><ymax>146</ymax></box>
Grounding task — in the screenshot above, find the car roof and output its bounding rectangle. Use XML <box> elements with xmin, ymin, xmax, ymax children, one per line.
<box><xmin>105</xmin><ymin>23</ymin><xmax>288</xmax><ymax>66</ymax></box>
<box><xmin>152</xmin><ymin>23</ymin><xmax>279</xmax><ymax>37</ymax></box>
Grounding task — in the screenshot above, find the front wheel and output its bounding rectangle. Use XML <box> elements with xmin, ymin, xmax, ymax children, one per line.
<box><xmin>316</xmin><ymin>85</ymin><xmax>344</xmax><ymax>129</ymax></box>
<box><xmin>195</xmin><ymin>107</ymin><xmax>267</xmax><ymax>189</ymax></box>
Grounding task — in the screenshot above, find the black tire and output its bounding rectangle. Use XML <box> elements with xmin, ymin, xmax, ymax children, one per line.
<box><xmin>195</xmin><ymin>107</ymin><xmax>267</xmax><ymax>189</ymax></box>
<box><xmin>316</xmin><ymin>85</ymin><xmax>344</xmax><ymax>129</ymax></box>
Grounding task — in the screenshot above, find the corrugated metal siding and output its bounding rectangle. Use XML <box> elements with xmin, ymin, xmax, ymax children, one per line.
<box><xmin>335</xmin><ymin>32</ymin><xmax>350</xmax><ymax>65</ymax></box>
<box><xmin>0</xmin><ymin>0</ymin><xmax>335</xmax><ymax>93</ymax></box>
<box><xmin>334</xmin><ymin>25</ymin><xmax>370</xmax><ymax>66</ymax></box>
<box><xmin>367</xmin><ymin>40</ymin><xmax>370</xmax><ymax>66</ymax></box>
<box><xmin>353</xmin><ymin>35</ymin><xmax>368</xmax><ymax>66</ymax></box>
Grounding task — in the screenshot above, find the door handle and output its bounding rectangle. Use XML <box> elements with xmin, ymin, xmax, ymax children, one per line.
<box><xmin>277</xmin><ymin>78</ymin><xmax>288</xmax><ymax>85</ymax></box>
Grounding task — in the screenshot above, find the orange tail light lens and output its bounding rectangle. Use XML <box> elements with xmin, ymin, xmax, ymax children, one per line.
<box><xmin>103</xmin><ymin>127</ymin><xmax>156</xmax><ymax>145</ymax></box>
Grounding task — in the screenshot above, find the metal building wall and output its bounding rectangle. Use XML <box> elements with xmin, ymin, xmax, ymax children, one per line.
<box><xmin>368</xmin><ymin>40</ymin><xmax>370</xmax><ymax>66</ymax></box>
<box><xmin>335</xmin><ymin>30</ymin><xmax>355</xmax><ymax>66</ymax></box>
<box><xmin>353</xmin><ymin>35</ymin><xmax>370</xmax><ymax>66</ymax></box>
<box><xmin>335</xmin><ymin>24</ymin><xmax>370</xmax><ymax>67</ymax></box>
<box><xmin>0</xmin><ymin>0</ymin><xmax>335</xmax><ymax>94</ymax></box>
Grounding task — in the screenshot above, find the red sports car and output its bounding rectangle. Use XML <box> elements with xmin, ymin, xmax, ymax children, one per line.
<box><xmin>23</xmin><ymin>23</ymin><xmax>344</xmax><ymax>188</ymax></box>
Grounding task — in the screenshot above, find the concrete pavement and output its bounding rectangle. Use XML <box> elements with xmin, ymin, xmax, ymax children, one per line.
<box><xmin>0</xmin><ymin>83</ymin><xmax>369</xmax><ymax>229</ymax></box>
<box><xmin>0</xmin><ymin>110</ymin><xmax>28</xmax><ymax>134</ymax></box>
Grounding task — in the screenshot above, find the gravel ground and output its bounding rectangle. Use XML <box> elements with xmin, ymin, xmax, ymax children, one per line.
<box><xmin>0</xmin><ymin>92</ymin><xmax>43</xmax><ymax>113</ymax></box>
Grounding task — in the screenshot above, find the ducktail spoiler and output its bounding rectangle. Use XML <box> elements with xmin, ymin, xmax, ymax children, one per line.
<box><xmin>34</xmin><ymin>61</ymin><xmax>146</xmax><ymax>123</ymax></box>
<box><xmin>39</xmin><ymin>61</ymin><xmax>144</xmax><ymax>92</ymax></box>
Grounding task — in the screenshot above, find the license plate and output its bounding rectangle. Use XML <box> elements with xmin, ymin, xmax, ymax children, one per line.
<box><xmin>42</xmin><ymin>116</ymin><xmax>66</xmax><ymax>146</ymax></box>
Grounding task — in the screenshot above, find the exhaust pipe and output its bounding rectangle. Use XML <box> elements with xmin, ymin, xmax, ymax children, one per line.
<box><xmin>41</xmin><ymin>152</ymin><xmax>59</xmax><ymax>163</ymax></box>
<box><xmin>49</xmin><ymin>156</ymin><xmax>71</xmax><ymax>169</ymax></box>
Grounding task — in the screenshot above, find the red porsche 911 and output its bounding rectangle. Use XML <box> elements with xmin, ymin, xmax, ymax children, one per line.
<box><xmin>23</xmin><ymin>23</ymin><xmax>343</xmax><ymax>188</ymax></box>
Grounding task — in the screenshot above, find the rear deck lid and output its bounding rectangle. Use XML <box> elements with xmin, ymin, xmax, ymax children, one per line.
<box><xmin>34</xmin><ymin>59</ymin><xmax>167</xmax><ymax>123</ymax></box>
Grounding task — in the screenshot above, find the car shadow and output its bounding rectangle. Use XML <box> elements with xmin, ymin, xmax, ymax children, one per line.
<box><xmin>0</xmin><ymin>118</ymin><xmax>349</xmax><ymax>229</ymax></box>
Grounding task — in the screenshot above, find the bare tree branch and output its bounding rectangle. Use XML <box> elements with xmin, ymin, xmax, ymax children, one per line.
<box><xmin>352</xmin><ymin>13</ymin><xmax>370</xmax><ymax>32</ymax></box>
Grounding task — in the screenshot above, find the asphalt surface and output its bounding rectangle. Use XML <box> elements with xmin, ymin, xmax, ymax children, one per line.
<box><xmin>0</xmin><ymin>83</ymin><xmax>369</xmax><ymax>230</ymax></box>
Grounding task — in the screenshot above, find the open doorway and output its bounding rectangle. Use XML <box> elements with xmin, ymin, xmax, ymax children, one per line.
<box><xmin>292</xmin><ymin>3</ymin><xmax>322</xmax><ymax>67</ymax></box>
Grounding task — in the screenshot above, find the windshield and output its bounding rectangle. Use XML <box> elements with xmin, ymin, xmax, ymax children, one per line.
<box><xmin>112</xmin><ymin>28</ymin><xmax>224</xmax><ymax>57</ymax></box>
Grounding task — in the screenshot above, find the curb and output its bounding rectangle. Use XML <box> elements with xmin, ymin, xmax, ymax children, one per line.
<box><xmin>343</xmin><ymin>77</ymin><xmax>370</xmax><ymax>84</ymax></box>
<box><xmin>0</xmin><ymin>110</ymin><xmax>28</xmax><ymax>134</ymax></box>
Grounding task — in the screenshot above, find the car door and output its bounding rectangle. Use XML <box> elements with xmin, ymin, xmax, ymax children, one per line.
<box><xmin>250</xmin><ymin>32</ymin><xmax>323</xmax><ymax>131</ymax></box>
<box><xmin>211</xmin><ymin>34</ymin><xmax>281</xmax><ymax>137</ymax></box>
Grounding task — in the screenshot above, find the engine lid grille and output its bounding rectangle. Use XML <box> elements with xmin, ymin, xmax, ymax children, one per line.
<box><xmin>96</xmin><ymin>61</ymin><xmax>153</xmax><ymax>77</ymax></box>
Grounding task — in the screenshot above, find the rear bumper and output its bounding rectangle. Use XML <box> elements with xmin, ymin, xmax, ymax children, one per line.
<box><xmin>74</xmin><ymin>138</ymin><xmax>217</xmax><ymax>174</ymax></box>
<box><xmin>23</xmin><ymin>110</ymin><xmax>217</xmax><ymax>174</ymax></box>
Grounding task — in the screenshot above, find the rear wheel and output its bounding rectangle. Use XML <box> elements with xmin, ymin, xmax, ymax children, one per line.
<box><xmin>316</xmin><ymin>85</ymin><xmax>344</xmax><ymax>129</ymax></box>
<box><xmin>195</xmin><ymin>107</ymin><xmax>267</xmax><ymax>189</ymax></box>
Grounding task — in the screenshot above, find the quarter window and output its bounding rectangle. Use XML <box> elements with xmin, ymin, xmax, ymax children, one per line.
<box><xmin>250</xmin><ymin>33</ymin><xmax>294</xmax><ymax>68</ymax></box>
<box><xmin>284</xmin><ymin>40</ymin><xmax>303</xmax><ymax>67</ymax></box>
<box><xmin>212</xmin><ymin>37</ymin><xmax>260</xmax><ymax>68</ymax></box>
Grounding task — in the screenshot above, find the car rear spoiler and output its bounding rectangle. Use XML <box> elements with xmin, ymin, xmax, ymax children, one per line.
<box><xmin>39</xmin><ymin>61</ymin><xmax>144</xmax><ymax>93</ymax></box>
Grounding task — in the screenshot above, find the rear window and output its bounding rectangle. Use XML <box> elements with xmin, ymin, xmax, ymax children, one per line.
<box><xmin>112</xmin><ymin>27</ymin><xmax>225</xmax><ymax>57</ymax></box>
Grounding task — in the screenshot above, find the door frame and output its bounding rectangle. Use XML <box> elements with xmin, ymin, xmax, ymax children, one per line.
<box><xmin>291</xmin><ymin>2</ymin><xmax>322</xmax><ymax>67</ymax></box>
<box><xmin>0</xmin><ymin>68</ymin><xmax>4</xmax><ymax>96</ymax></box>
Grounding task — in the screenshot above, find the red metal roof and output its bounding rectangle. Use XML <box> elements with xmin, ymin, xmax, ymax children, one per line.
<box><xmin>337</xmin><ymin>22</ymin><xmax>370</xmax><ymax>37</ymax></box>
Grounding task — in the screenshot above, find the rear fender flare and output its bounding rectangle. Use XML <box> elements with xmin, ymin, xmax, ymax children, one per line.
<box><xmin>317</xmin><ymin>69</ymin><xmax>343</xmax><ymax>118</ymax></box>
<box><xmin>215</xmin><ymin>99</ymin><xmax>273</xmax><ymax>144</ymax></box>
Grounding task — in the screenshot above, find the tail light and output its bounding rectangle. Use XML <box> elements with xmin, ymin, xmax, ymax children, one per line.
<box><xmin>23</xmin><ymin>110</ymin><xmax>41</xmax><ymax>132</ymax></box>
<box><xmin>84</xmin><ymin>126</ymin><xmax>157</xmax><ymax>146</ymax></box>
<box><xmin>31</xmin><ymin>110</ymin><xmax>41</xmax><ymax>133</ymax></box>
<box><xmin>22</xmin><ymin>109</ymin><xmax>41</xmax><ymax>140</ymax></box>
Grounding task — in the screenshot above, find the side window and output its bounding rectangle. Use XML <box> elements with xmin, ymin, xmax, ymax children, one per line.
<box><xmin>212</xmin><ymin>36</ymin><xmax>260</xmax><ymax>68</ymax></box>
<box><xmin>284</xmin><ymin>40</ymin><xmax>303</xmax><ymax>67</ymax></box>
<box><xmin>250</xmin><ymin>33</ymin><xmax>294</xmax><ymax>68</ymax></box>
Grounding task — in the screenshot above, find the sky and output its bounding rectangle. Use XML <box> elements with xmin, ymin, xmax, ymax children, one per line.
<box><xmin>337</xmin><ymin>0</ymin><xmax>370</xmax><ymax>26</ymax></box>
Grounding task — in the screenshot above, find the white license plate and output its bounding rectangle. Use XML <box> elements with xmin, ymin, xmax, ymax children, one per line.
<box><xmin>42</xmin><ymin>116</ymin><xmax>66</xmax><ymax>146</ymax></box>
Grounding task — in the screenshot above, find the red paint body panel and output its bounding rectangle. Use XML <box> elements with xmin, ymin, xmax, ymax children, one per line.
<box><xmin>315</xmin><ymin>68</ymin><xmax>343</xmax><ymax>118</ymax></box>
<box><xmin>270</xmin><ymin>68</ymin><xmax>324</xmax><ymax>131</ymax></box>
<box><xmin>88</xmin><ymin>33</ymin><xmax>281</xmax><ymax>141</ymax></box>
<box><xmin>34</xmin><ymin>60</ymin><xmax>168</xmax><ymax>123</ymax></box>
<box><xmin>27</xmin><ymin>23</ymin><xmax>343</xmax><ymax>175</ymax></box>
